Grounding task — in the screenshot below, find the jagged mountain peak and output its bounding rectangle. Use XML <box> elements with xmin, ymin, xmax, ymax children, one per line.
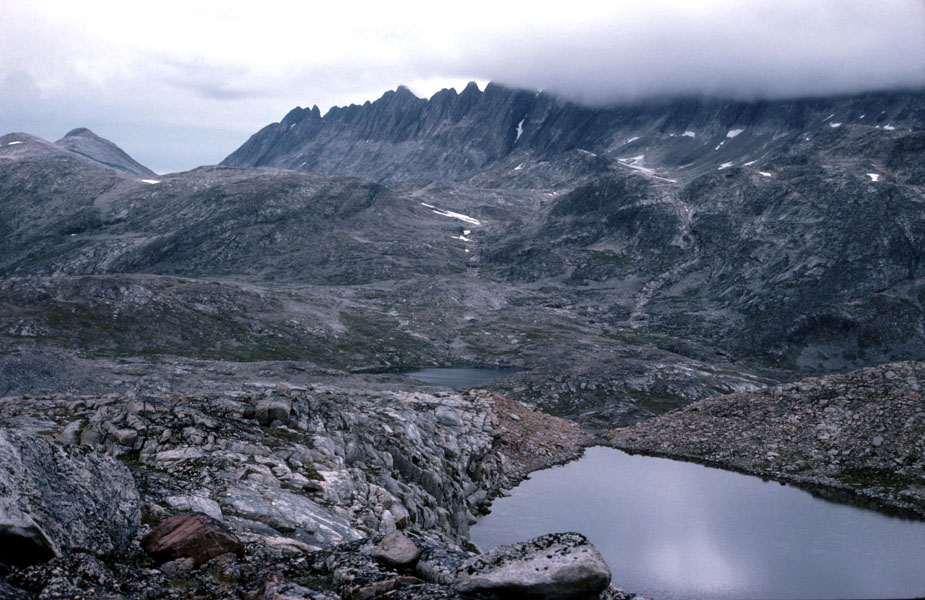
<box><xmin>222</xmin><ymin>82</ymin><xmax>924</xmax><ymax>185</ymax></box>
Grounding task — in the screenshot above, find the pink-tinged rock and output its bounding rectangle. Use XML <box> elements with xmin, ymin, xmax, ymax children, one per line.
<box><xmin>141</xmin><ymin>512</ymin><xmax>243</xmax><ymax>566</ymax></box>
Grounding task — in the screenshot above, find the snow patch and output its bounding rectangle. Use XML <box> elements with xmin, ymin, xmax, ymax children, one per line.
<box><xmin>859</xmin><ymin>114</ymin><xmax>866</xmax><ymax>119</ymax></box>
<box><xmin>515</xmin><ymin>117</ymin><xmax>525</xmax><ymax>142</ymax></box>
<box><xmin>624</xmin><ymin>136</ymin><xmax>640</xmax><ymax>144</ymax></box>
<box><xmin>577</xmin><ymin>148</ymin><xmax>597</xmax><ymax>157</ymax></box>
<box><xmin>829</xmin><ymin>122</ymin><xmax>842</xmax><ymax>128</ymax></box>
<box><xmin>743</xmin><ymin>160</ymin><xmax>757</xmax><ymax>166</ymax></box>
<box><xmin>682</xmin><ymin>131</ymin><xmax>696</xmax><ymax>138</ymax></box>
<box><xmin>714</xmin><ymin>141</ymin><xmax>725</xmax><ymax>151</ymax></box>
<box><xmin>718</xmin><ymin>162</ymin><xmax>734</xmax><ymax>170</ymax></box>
<box><xmin>884</xmin><ymin>124</ymin><xmax>896</xmax><ymax>131</ymax></box>
<box><xmin>618</xmin><ymin>155</ymin><xmax>652</xmax><ymax>173</ymax></box>
<box><xmin>726</xmin><ymin>129</ymin><xmax>744</xmax><ymax>139</ymax></box>
<box><xmin>513</xmin><ymin>163</ymin><xmax>524</xmax><ymax>171</ymax></box>
<box><xmin>420</xmin><ymin>202</ymin><xmax>481</xmax><ymax>225</ymax></box>
<box><xmin>6</xmin><ymin>141</ymin><xmax>23</xmax><ymax>145</ymax></box>
<box><xmin>463</xmin><ymin>230</ymin><xmax>471</xmax><ymax>235</ymax></box>
<box><xmin>451</xmin><ymin>235</ymin><xmax>471</xmax><ymax>242</ymax></box>
<box><xmin>867</xmin><ymin>173</ymin><xmax>881</xmax><ymax>182</ymax></box>
<box><xmin>616</xmin><ymin>155</ymin><xmax>676</xmax><ymax>182</ymax></box>
<box><xmin>822</xmin><ymin>114</ymin><xmax>835</xmax><ymax>122</ymax></box>
<box><xmin>140</xmin><ymin>179</ymin><xmax>161</xmax><ymax>184</ymax></box>
<box><xmin>758</xmin><ymin>171</ymin><xmax>772</xmax><ymax>177</ymax></box>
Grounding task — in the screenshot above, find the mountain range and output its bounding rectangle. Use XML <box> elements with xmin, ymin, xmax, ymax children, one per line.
<box><xmin>1</xmin><ymin>82</ymin><xmax>923</xmax><ymax>428</ymax></box>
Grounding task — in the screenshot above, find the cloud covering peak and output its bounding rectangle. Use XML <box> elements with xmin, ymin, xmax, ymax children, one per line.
<box><xmin>1</xmin><ymin>0</ymin><xmax>922</xmax><ymax>172</ymax></box>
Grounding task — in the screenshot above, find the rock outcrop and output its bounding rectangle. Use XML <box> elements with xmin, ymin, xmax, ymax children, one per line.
<box><xmin>221</xmin><ymin>83</ymin><xmax>925</xmax><ymax>186</ymax></box>
<box><xmin>604</xmin><ymin>361</ymin><xmax>925</xmax><ymax>517</ymax></box>
<box><xmin>0</xmin><ymin>384</ymin><xmax>587</xmax><ymax>551</ymax></box>
<box><xmin>0</xmin><ymin>427</ymin><xmax>140</xmax><ymax>566</ymax></box>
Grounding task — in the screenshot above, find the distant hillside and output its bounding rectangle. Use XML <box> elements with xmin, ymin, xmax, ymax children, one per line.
<box><xmin>54</xmin><ymin>127</ymin><xmax>157</xmax><ymax>177</ymax></box>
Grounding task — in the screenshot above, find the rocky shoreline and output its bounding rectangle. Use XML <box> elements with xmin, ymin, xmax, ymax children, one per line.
<box><xmin>0</xmin><ymin>378</ymin><xmax>642</xmax><ymax>599</ymax></box>
<box><xmin>602</xmin><ymin>361</ymin><xmax>925</xmax><ymax>520</ymax></box>
<box><xmin>2</xmin><ymin>362</ymin><xmax>922</xmax><ymax>598</ymax></box>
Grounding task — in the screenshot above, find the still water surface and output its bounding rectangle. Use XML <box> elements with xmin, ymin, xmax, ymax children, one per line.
<box><xmin>470</xmin><ymin>446</ymin><xmax>925</xmax><ymax>600</ymax></box>
<box><xmin>399</xmin><ymin>367</ymin><xmax>516</xmax><ymax>389</ymax></box>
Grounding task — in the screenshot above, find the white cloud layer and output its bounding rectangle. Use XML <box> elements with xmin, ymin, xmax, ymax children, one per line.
<box><xmin>1</xmin><ymin>0</ymin><xmax>923</xmax><ymax>173</ymax></box>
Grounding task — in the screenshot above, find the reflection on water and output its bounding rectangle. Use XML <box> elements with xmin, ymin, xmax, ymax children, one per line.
<box><xmin>470</xmin><ymin>446</ymin><xmax>925</xmax><ymax>600</ymax></box>
<box><xmin>399</xmin><ymin>367</ymin><xmax>516</xmax><ymax>389</ymax></box>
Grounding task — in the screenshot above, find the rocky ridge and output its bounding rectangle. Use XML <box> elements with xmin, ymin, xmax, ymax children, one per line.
<box><xmin>221</xmin><ymin>83</ymin><xmax>925</xmax><ymax>187</ymax></box>
<box><xmin>603</xmin><ymin>361</ymin><xmax>925</xmax><ymax>518</ymax></box>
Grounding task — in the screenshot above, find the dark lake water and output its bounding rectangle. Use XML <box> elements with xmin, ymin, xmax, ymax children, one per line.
<box><xmin>398</xmin><ymin>367</ymin><xmax>516</xmax><ymax>389</ymax></box>
<box><xmin>470</xmin><ymin>446</ymin><xmax>925</xmax><ymax>600</ymax></box>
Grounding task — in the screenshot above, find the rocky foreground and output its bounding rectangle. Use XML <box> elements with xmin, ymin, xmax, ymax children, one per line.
<box><xmin>603</xmin><ymin>361</ymin><xmax>925</xmax><ymax>518</ymax></box>
<box><xmin>0</xmin><ymin>380</ymin><xmax>650</xmax><ymax>599</ymax></box>
<box><xmin>2</xmin><ymin>362</ymin><xmax>921</xmax><ymax>598</ymax></box>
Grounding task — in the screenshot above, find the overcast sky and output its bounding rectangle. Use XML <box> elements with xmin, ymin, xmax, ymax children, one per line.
<box><xmin>2</xmin><ymin>0</ymin><xmax>923</xmax><ymax>173</ymax></box>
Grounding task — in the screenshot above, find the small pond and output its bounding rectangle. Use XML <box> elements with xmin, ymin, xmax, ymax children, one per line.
<box><xmin>398</xmin><ymin>367</ymin><xmax>517</xmax><ymax>389</ymax></box>
<box><xmin>470</xmin><ymin>446</ymin><xmax>925</xmax><ymax>600</ymax></box>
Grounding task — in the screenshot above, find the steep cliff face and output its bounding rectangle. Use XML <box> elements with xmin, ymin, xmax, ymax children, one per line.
<box><xmin>221</xmin><ymin>82</ymin><xmax>925</xmax><ymax>185</ymax></box>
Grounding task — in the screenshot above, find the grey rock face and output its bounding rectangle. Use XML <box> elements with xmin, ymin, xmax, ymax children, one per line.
<box><xmin>455</xmin><ymin>532</ymin><xmax>611</xmax><ymax>599</ymax></box>
<box><xmin>219</xmin><ymin>482</ymin><xmax>363</xmax><ymax>546</ymax></box>
<box><xmin>222</xmin><ymin>83</ymin><xmax>925</xmax><ymax>186</ymax></box>
<box><xmin>0</xmin><ymin>427</ymin><xmax>140</xmax><ymax>566</ymax></box>
<box><xmin>54</xmin><ymin>127</ymin><xmax>156</xmax><ymax>177</ymax></box>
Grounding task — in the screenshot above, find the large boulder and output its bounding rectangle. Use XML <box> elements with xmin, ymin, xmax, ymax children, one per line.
<box><xmin>141</xmin><ymin>512</ymin><xmax>243</xmax><ymax>566</ymax></box>
<box><xmin>368</xmin><ymin>530</ymin><xmax>421</xmax><ymax>568</ymax></box>
<box><xmin>0</xmin><ymin>427</ymin><xmax>140</xmax><ymax>566</ymax></box>
<box><xmin>254</xmin><ymin>395</ymin><xmax>292</xmax><ymax>425</ymax></box>
<box><xmin>455</xmin><ymin>532</ymin><xmax>611</xmax><ymax>600</ymax></box>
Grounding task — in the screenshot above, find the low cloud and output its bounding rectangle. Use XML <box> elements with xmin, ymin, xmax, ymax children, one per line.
<box><xmin>0</xmin><ymin>0</ymin><xmax>922</xmax><ymax>172</ymax></box>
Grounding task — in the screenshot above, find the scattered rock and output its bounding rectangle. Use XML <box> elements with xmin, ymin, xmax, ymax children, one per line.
<box><xmin>454</xmin><ymin>532</ymin><xmax>611</xmax><ymax>600</ymax></box>
<box><xmin>141</xmin><ymin>512</ymin><xmax>243</xmax><ymax>566</ymax></box>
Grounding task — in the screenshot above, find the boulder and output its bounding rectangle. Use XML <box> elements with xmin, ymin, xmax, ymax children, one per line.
<box><xmin>416</xmin><ymin>545</ymin><xmax>469</xmax><ymax>585</ymax></box>
<box><xmin>455</xmin><ymin>532</ymin><xmax>611</xmax><ymax>600</ymax></box>
<box><xmin>255</xmin><ymin>396</ymin><xmax>292</xmax><ymax>425</ymax></box>
<box><xmin>368</xmin><ymin>530</ymin><xmax>421</xmax><ymax>568</ymax></box>
<box><xmin>0</xmin><ymin>427</ymin><xmax>140</xmax><ymax>566</ymax></box>
<box><xmin>141</xmin><ymin>512</ymin><xmax>243</xmax><ymax>566</ymax></box>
